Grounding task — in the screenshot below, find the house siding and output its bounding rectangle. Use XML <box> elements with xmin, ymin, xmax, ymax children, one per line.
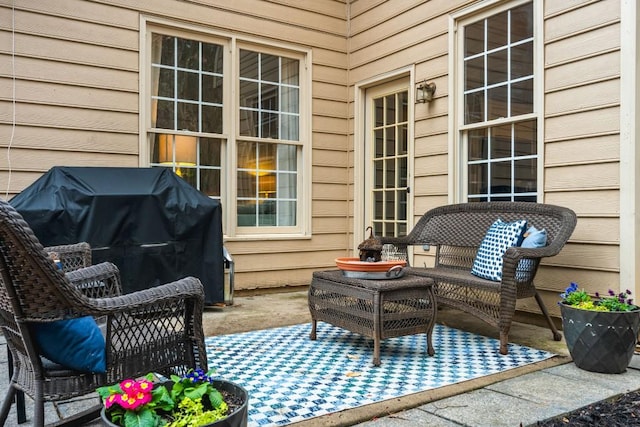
<box><xmin>0</xmin><ymin>0</ymin><xmax>635</xmax><ymax>320</ymax></box>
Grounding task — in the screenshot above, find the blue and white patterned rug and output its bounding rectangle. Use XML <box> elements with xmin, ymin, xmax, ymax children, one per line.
<box><xmin>205</xmin><ymin>323</ymin><xmax>555</xmax><ymax>426</ymax></box>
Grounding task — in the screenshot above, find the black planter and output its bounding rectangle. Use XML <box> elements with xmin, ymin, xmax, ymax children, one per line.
<box><xmin>101</xmin><ymin>379</ymin><xmax>248</xmax><ymax>427</ymax></box>
<box><xmin>560</xmin><ymin>302</ymin><xmax>640</xmax><ymax>374</ymax></box>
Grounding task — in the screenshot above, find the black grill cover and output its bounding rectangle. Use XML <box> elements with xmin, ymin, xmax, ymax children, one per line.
<box><xmin>10</xmin><ymin>166</ymin><xmax>224</xmax><ymax>304</ymax></box>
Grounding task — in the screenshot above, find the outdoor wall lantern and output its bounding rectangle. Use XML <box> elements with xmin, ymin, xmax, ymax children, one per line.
<box><xmin>415</xmin><ymin>80</ymin><xmax>436</xmax><ymax>103</ymax></box>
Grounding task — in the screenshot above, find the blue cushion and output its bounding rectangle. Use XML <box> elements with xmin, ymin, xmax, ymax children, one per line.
<box><xmin>517</xmin><ymin>226</ymin><xmax>547</xmax><ymax>272</ymax></box>
<box><xmin>32</xmin><ymin>316</ymin><xmax>106</xmax><ymax>373</ymax></box>
<box><xmin>521</xmin><ymin>226</ymin><xmax>547</xmax><ymax>248</ymax></box>
<box><xmin>471</xmin><ymin>219</ymin><xmax>527</xmax><ymax>281</ymax></box>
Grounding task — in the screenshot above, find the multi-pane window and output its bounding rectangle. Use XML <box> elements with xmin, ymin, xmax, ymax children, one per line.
<box><xmin>461</xmin><ymin>2</ymin><xmax>537</xmax><ymax>202</ymax></box>
<box><xmin>237</xmin><ymin>50</ymin><xmax>300</xmax><ymax>228</ymax></box>
<box><xmin>372</xmin><ymin>91</ymin><xmax>408</xmax><ymax>237</ymax></box>
<box><xmin>149</xmin><ymin>34</ymin><xmax>224</xmax><ymax>199</ymax></box>
<box><xmin>146</xmin><ymin>28</ymin><xmax>306</xmax><ymax>233</ymax></box>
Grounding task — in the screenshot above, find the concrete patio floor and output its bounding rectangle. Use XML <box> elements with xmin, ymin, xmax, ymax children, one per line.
<box><xmin>4</xmin><ymin>289</ymin><xmax>640</xmax><ymax>426</ymax></box>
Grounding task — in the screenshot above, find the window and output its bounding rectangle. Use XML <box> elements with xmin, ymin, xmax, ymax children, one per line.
<box><xmin>145</xmin><ymin>23</ymin><xmax>309</xmax><ymax>236</ymax></box>
<box><xmin>459</xmin><ymin>1</ymin><xmax>538</xmax><ymax>202</ymax></box>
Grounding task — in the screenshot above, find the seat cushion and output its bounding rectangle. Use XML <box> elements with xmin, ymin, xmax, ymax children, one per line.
<box><xmin>32</xmin><ymin>316</ymin><xmax>106</xmax><ymax>374</ymax></box>
<box><xmin>471</xmin><ymin>219</ymin><xmax>527</xmax><ymax>281</ymax></box>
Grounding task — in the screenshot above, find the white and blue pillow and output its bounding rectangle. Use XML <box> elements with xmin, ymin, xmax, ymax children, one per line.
<box><xmin>471</xmin><ymin>219</ymin><xmax>527</xmax><ymax>282</ymax></box>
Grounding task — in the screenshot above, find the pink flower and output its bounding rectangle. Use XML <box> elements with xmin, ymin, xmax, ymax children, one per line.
<box><xmin>104</xmin><ymin>394</ymin><xmax>119</xmax><ymax>409</ymax></box>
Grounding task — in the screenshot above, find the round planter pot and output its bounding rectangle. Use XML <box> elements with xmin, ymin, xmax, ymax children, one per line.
<box><xmin>101</xmin><ymin>379</ymin><xmax>248</xmax><ymax>427</ymax></box>
<box><xmin>560</xmin><ymin>302</ymin><xmax>640</xmax><ymax>374</ymax></box>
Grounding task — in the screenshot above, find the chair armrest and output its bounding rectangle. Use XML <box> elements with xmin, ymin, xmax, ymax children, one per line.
<box><xmin>44</xmin><ymin>242</ymin><xmax>92</xmax><ymax>273</ymax></box>
<box><xmin>65</xmin><ymin>262</ymin><xmax>123</xmax><ymax>299</ymax></box>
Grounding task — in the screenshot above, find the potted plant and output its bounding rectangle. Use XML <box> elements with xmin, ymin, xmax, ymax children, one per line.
<box><xmin>97</xmin><ymin>369</ymin><xmax>248</xmax><ymax>427</ymax></box>
<box><xmin>559</xmin><ymin>282</ymin><xmax>640</xmax><ymax>374</ymax></box>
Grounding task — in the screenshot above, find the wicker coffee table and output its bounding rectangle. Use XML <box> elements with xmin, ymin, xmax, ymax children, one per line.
<box><xmin>308</xmin><ymin>269</ymin><xmax>436</xmax><ymax>366</ymax></box>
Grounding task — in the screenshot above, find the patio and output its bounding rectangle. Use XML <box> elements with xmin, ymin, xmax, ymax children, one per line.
<box><xmin>2</xmin><ymin>288</ymin><xmax>596</xmax><ymax>427</ymax></box>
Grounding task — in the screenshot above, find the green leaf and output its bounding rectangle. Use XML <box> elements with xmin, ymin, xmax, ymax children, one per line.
<box><xmin>183</xmin><ymin>383</ymin><xmax>208</xmax><ymax>400</ymax></box>
<box><xmin>207</xmin><ymin>389</ymin><xmax>224</xmax><ymax>409</ymax></box>
<box><xmin>123</xmin><ymin>409</ymin><xmax>156</xmax><ymax>427</ymax></box>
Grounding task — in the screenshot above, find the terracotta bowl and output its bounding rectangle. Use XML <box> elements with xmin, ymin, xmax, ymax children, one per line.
<box><xmin>335</xmin><ymin>257</ymin><xmax>406</xmax><ymax>272</ymax></box>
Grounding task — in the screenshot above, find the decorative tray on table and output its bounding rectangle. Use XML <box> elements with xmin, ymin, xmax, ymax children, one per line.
<box><xmin>335</xmin><ymin>257</ymin><xmax>407</xmax><ymax>280</ymax></box>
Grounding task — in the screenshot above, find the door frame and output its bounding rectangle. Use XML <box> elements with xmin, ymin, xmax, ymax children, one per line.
<box><xmin>353</xmin><ymin>66</ymin><xmax>417</xmax><ymax>251</ymax></box>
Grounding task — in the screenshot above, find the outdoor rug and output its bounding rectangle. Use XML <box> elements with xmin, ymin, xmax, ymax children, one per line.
<box><xmin>205</xmin><ymin>322</ymin><xmax>555</xmax><ymax>426</ymax></box>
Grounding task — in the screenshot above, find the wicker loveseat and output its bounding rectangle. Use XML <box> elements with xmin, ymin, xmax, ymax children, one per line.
<box><xmin>380</xmin><ymin>202</ymin><xmax>577</xmax><ymax>355</ymax></box>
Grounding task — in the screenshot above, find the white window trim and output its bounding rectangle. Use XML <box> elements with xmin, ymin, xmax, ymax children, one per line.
<box><xmin>139</xmin><ymin>16</ymin><xmax>312</xmax><ymax>240</ymax></box>
<box><xmin>448</xmin><ymin>0</ymin><xmax>544</xmax><ymax>203</ymax></box>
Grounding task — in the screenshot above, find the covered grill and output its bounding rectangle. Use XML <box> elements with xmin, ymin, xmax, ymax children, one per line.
<box><xmin>10</xmin><ymin>166</ymin><xmax>226</xmax><ymax>304</ymax></box>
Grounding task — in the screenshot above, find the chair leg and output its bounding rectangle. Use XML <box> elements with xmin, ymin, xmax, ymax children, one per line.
<box><xmin>34</xmin><ymin>382</ymin><xmax>44</xmax><ymax>427</ymax></box>
<box><xmin>7</xmin><ymin>348</ymin><xmax>26</xmax><ymax>423</ymax></box>
<box><xmin>0</xmin><ymin>383</ymin><xmax>18</xmax><ymax>425</ymax></box>
<box><xmin>534</xmin><ymin>292</ymin><xmax>562</xmax><ymax>341</ymax></box>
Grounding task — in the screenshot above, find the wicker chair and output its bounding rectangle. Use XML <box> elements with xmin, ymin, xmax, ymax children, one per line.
<box><xmin>380</xmin><ymin>202</ymin><xmax>577</xmax><ymax>355</ymax></box>
<box><xmin>0</xmin><ymin>200</ymin><xmax>208</xmax><ymax>426</ymax></box>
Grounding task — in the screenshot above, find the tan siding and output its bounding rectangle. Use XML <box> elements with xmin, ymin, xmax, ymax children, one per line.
<box><xmin>545</xmin><ymin>78</ymin><xmax>619</xmax><ymax>116</ymax></box>
<box><xmin>544</xmin><ymin>0</ymin><xmax>620</xmax><ymax>41</ymax></box>
<box><xmin>545</xmin><ymin>107</ymin><xmax>619</xmax><ymax>141</ymax></box>
<box><xmin>545</xmin><ymin>51</ymin><xmax>620</xmax><ymax>92</ymax></box>
<box><xmin>545</xmin><ymin>163</ymin><xmax>619</xmax><ymax>191</ymax></box>
<box><xmin>545</xmin><ymin>190</ymin><xmax>619</xmax><ymax>216</ymax></box>
<box><xmin>545</xmin><ymin>135</ymin><xmax>619</xmax><ymax>166</ymax></box>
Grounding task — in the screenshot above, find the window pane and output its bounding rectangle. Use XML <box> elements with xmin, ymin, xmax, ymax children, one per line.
<box><xmin>282</xmin><ymin>87</ymin><xmax>299</xmax><ymax>113</ymax></box>
<box><xmin>514</xmin><ymin>120</ymin><xmax>537</xmax><ymax>156</ymax></box>
<box><xmin>156</xmin><ymin>100</ymin><xmax>174</xmax><ymax>129</ymax></box>
<box><xmin>202</xmin><ymin>43</ymin><xmax>223</xmax><ymax>73</ymax></box>
<box><xmin>261</xmin><ymin>54</ymin><xmax>279</xmax><ymax>82</ymax></box>
<box><xmin>281</xmin><ymin>114</ymin><xmax>299</xmax><ymax>140</ymax></box>
<box><xmin>374</xmin><ymin>159</ymin><xmax>383</xmax><ymax>189</ymax></box>
<box><xmin>385</xmin><ymin>95</ymin><xmax>395</xmax><ymax>125</ymax></box>
<box><xmin>153</xmin><ymin>34</ymin><xmax>174</xmax><ymax>66</ymax></box>
<box><xmin>177</xmin><ymin>38</ymin><xmax>199</xmax><ymax>70</ymax></box>
<box><xmin>374</xmin><ymin>129</ymin><xmax>383</xmax><ymax>157</ymax></box>
<box><xmin>237</xmin><ymin>200</ymin><xmax>256</xmax><ymax>226</ymax></box>
<box><xmin>511</xmin><ymin>3</ymin><xmax>533</xmax><ymax>43</ymax></box>
<box><xmin>491</xmin><ymin>161</ymin><xmax>512</xmax><ymax>193</ymax></box>
<box><xmin>157</xmin><ymin>68</ymin><xmax>174</xmax><ymax>98</ymax></box>
<box><xmin>468</xmin><ymin>163</ymin><xmax>488</xmax><ymax>195</ymax></box>
<box><xmin>239</xmin><ymin>50</ymin><xmax>258</xmax><ymax>79</ymax></box>
<box><xmin>202</xmin><ymin>105</ymin><xmax>222</xmax><ymax>134</ymax></box>
<box><xmin>200</xmin><ymin>169</ymin><xmax>220</xmax><ymax>197</ymax></box>
<box><xmin>398</xmin><ymin>157</ymin><xmax>407</xmax><ymax>187</ymax></box>
<box><xmin>514</xmin><ymin>158</ymin><xmax>536</xmax><ymax>192</ymax></box>
<box><xmin>487</xmin><ymin>49</ymin><xmax>508</xmax><ymax>86</ymax></box>
<box><xmin>240</xmin><ymin>80</ymin><xmax>258</xmax><ymax>108</ymax></box>
<box><xmin>261</xmin><ymin>84</ymin><xmax>279</xmax><ymax>111</ymax></box>
<box><xmin>491</xmin><ymin>124</ymin><xmax>512</xmax><ymax>159</ymax></box>
<box><xmin>399</xmin><ymin>91</ymin><xmax>408</xmax><ymax>122</ymax></box>
<box><xmin>465</xmin><ymin>20</ymin><xmax>484</xmax><ymax>56</ymax></box>
<box><xmin>465</xmin><ymin>56</ymin><xmax>484</xmax><ymax>90</ymax></box>
<box><xmin>277</xmin><ymin>201</ymin><xmax>296</xmax><ymax>226</ymax></box>
<box><xmin>385</xmin><ymin>127</ymin><xmax>395</xmax><ymax>156</ymax></box>
<box><xmin>385</xmin><ymin>190</ymin><xmax>395</xmax><ymax>219</ymax></box>
<box><xmin>278</xmin><ymin>173</ymin><xmax>296</xmax><ymax>198</ymax></box>
<box><xmin>374</xmin><ymin>191</ymin><xmax>383</xmax><ymax>220</ymax></box>
<box><xmin>511</xmin><ymin>41</ymin><xmax>533</xmax><ymax>79</ymax></box>
<box><xmin>177</xmin><ymin>70</ymin><xmax>199</xmax><ymax>101</ymax></box>
<box><xmin>239</xmin><ymin>110</ymin><xmax>258</xmax><ymax>136</ymax></box>
<box><xmin>465</xmin><ymin>91</ymin><xmax>485</xmax><ymax>124</ymax></box>
<box><xmin>487</xmin><ymin>85</ymin><xmax>508</xmax><ymax>120</ymax></box>
<box><xmin>202</xmin><ymin>75</ymin><xmax>223</xmax><ymax>104</ymax></box>
<box><xmin>261</xmin><ymin>112</ymin><xmax>278</xmax><ymax>138</ymax></box>
<box><xmin>487</xmin><ymin>10</ymin><xmax>508</xmax><ymax>50</ymax></box>
<box><xmin>385</xmin><ymin>159</ymin><xmax>394</xmax><ymax>188</ymax></box>
<box><xmin>281</xmin><ymin>57</ymin><xmax>299</xmax><ymax>85</ymax></box>
<box><xmin>399</xmin><ymin>125</ymin><xmax>407</xmax><ymax>155</ymax></box>
<box><xmin>237</xmin><ymin>171</ymin><xmax>255</xmax><ymax>197</ymax></box>
<box><xmin>375</xmin><ymin>98</ymin><xmax>384</xmax><ymax>127</ymax></box>
<box><xmin>468</xmin><ymin>128</ymin><xmax>488</xmax><ymax>161</ymax></box>
<box><xmin>511</xmin><ymin>79</ymin><xmax>533</xmax><ymax>116</ymax></box>
<box><xmin>199</xmin><ymin>138</ymin><xmax>221</xmax><ymax>166</ymax></box>
<box><xmin>177</xmin><ymin>102</ymin><xmax>198</xmax><ymax>131</ymax></box>
<box><xmin>277</xmin><ymin>144</ymin><xmax>296</xmax><ymax>171</ymax></box>
<box><xmin>397</xmin><ymin>190</ymin><xmax>407</xmax><ymax>220</ymax></box>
